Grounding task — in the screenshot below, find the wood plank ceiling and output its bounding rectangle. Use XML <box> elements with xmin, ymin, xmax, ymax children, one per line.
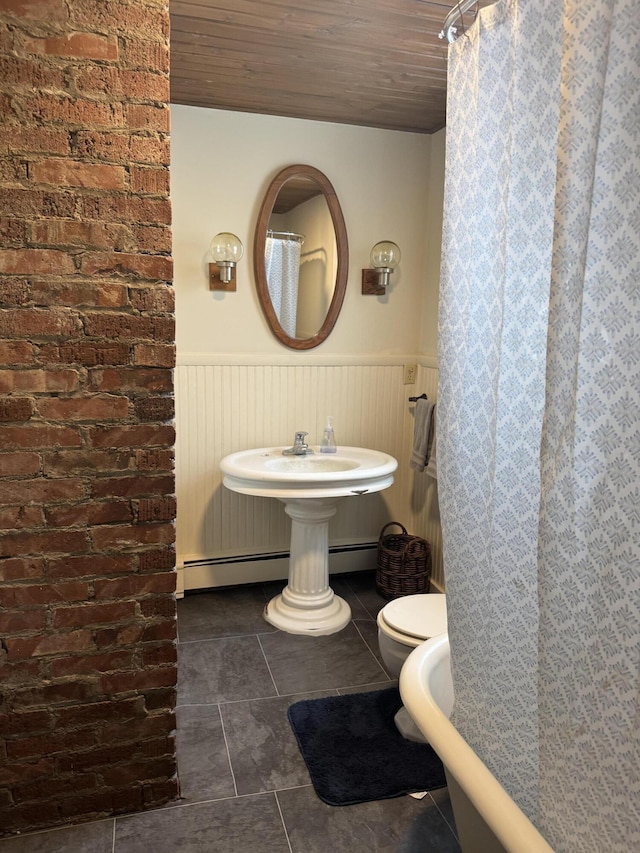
<box><xmin>169</xmin><ymin>1</ymin><xmax>483</xmax><ymax>135</ymax></box>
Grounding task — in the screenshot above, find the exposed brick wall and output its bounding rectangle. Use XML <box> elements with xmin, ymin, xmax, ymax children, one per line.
<box><xmin>0</xmin><ymin>0</ymin><xmax>177</xmax><ymax>835</ymax></box>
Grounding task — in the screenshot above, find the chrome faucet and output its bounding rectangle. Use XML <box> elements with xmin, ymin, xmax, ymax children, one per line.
<box><xmin>282</xmin><ymin>431</ymin><xmax>313</xmax><ymax>456</ymax></box>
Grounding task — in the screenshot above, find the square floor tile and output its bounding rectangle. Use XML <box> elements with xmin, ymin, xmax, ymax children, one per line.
<box><xmin>174</xmin><ymin>705</ymin><xmax>235</xmax><ymax>804</ymax></box>
<box><xmin>115</xmin><ymin>795</ymin><xmax>290</xmax><ymax>853</ymax></box>
<box><xmin>177</xmin><ymin>587</ymin><xmax>275</xmax><ymax>642</ymax></box>
<box><xmin>0</xmin><ymin>820</ymin><xmax>114</xmax><ymax>853</ymax></box>
<box><xmin>220</xmin><ymin>691</ymin><xmax>336</xmax><ymax>796</ymax></box>
<box><xmin>277</xmin><ymin>785</ymin><xmax>461</xmax><ymax>853</ymax></box>
<box><xmin>178</xmin><ymin>636</ymin><xmax>277</xmax><ymax>704</ymax></box>
<box><xmin>259</xmin><ymin>622</ymin><xmax>387</xmax><ymax>694</ymax></box>
<box><xmin>342</xmin><ymin>570</ymin><xmax>389</xmax><ymax>619</ymax></box>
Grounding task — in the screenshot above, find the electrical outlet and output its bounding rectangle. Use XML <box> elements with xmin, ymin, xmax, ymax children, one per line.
<box><xmin>403</xmin><ymin>364</ymin><xmax>417</xmax><ymax>385</ymax></box>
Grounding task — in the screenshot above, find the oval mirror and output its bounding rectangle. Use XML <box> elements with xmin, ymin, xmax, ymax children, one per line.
<box><xmin>254</xmin><ymin>164</ymin><xmax>348</xmax><ymax>350</ymax></box>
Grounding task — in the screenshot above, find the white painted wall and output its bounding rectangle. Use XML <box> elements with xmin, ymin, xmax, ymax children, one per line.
<box><xmin>171</xmin><ymin>105</ymin><xmax>442</xmax><ymax>357</ymax></box>
<box><xmin>171</xmin><ymin>105</ymin><xmax>446</xmax><ymax>593</ymax></box>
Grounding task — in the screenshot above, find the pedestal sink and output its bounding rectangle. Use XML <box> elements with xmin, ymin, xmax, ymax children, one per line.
<box><xmin>220</xmin><ymin>446</ymin><xmax>398</xmax><ymax>635</ymax></box>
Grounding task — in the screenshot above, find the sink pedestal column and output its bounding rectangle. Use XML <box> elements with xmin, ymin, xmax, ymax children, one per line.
<box><xmin>263</xmin><ymin>497</ymin><xmax>351</xmax><ymax>636</ymax></box>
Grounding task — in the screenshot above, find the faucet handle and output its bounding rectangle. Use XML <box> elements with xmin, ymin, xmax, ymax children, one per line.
<box><xmin>294</xmin><ymin>431</ymin><xmax>308</xmax><ymax>444</ymax></box>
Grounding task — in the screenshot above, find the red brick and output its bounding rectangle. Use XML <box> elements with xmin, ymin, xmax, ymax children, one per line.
<box><xmin>77</xmin><ymin>68</ymin><xmax>168</xmax><ymax>101</ymax></box>
<box><xmin>102</xmin><ymin>756</ymin><xmax>175</xmax><ymax>788</ymax></box>
<box><xmin>95</xmin><ymin>623</ymin><xmax>144</xmax><ymax>649</ymax></box>
<box><xmin>0</xmin><ymin>758</ymin><xmax>54</xmax><ymax>788</ymax></box>
<box><xmin>0</xmin><ymin>188</ymin><xmax>76</xmax><ymax>219</ymax></box>
<box><xmin>125</xmin><ymin>104</ymin><xmax>170</xmax><ymax>132</ymax></box>
<box><xmin>0</xmin><ymin>580</ymin><xmax>89</xmax><ymax>608</ymax></box>
<box><xmin>0</xmin><ymin>710</ymin><xmax>52</xmax><ymax>737</ymax></box>
<box><xmin>142</xmin><ymin>687</ymin><xmax>176</xmax><ymax>713</ymax></box>
<box><xmin>88</xmin><ymin>367</ymin><xmax>172</xmax><ymax>393</ymax></box>
<box><xmin>0</xmin><ymin>55</ymin><xmax>64</xmax><ymax>91</ymax></box>
<box><xmin>17</xmin><ymin>95</ymin><xmax>124</xmax><ymax>129</ymax></box>
<box><xmin>0</xmin><ymin>397</ymin><xmax>35</xmax><ymax>422</ymax></box>
<box><xmin>5</xmin><ymin>629</ymin><xmax>94</xmax><ymax>661</ymax></box>
<box><xmin>133</xmin><ymin>396</ymin><xmax>174</xmax><ymax>422</ymax></box>
<box><xmin>0</xmin><ymin>216</ymin><xmax>27</xmax><ymax>244</ymax></box>
<box><xmin>0</xmin><ymin>609</ymin><xmax>47</xmax><ymax>635</ymax></box>
<box><xmin>43</xmin><ymin>449</ymin><xmax>131</xmax><ymax>476</ymax></box>
<box><xmin>132</xmin><ymin>343</ymin><xmax>175</xmax><ymax>367</ymax></box>
<box><xmin>0</xmin><ymin>451</ymin><xmax>41</xmax><ymax>477</ymax></box>
<box><xmin>46</xmin><ymin>500</ymin><xmax>133</xmax><ymax>528</ymax></box>
<box><xmin>134</xmin><ymin>449</ymin><xmax>174</xmax><ymax>471</ymax></box>
<box><xmin>0</xmin><ymin>341</ymin><xmax>35</xmax><ymax>363</ymax></box>
<box><xmin>0</xmin><ymin>477</ymin><xmax>85</xmax><ymax>505</ymax></box>
<box><xmin>0</xmin><ymin>249</ymin><xmax>75</xmax><ymax>276</ymax></box>
<box><xmin>94</xmin><ymin>572</ymin><xmax>176</xmax><ymax>600</ymax></box>
<box><xmin>140</xmin><ymin>620</ymin><xmax>177</xmax><ymax>643</ymax></box>
<box><xmin>129</xmin><ymin>166</ymin><xmax>169</xmax><ymax>196</ymax></box>
<box><xmin>92</xmin><ymin>474</ymin><xmax>174</xmax><ymax>499</ymax></box>
<box><xmin>37</xmin><ymin>395</ymin><xmax>129</xmax><ymax>422</ymax></box>
<box><xmin>24</xmin><ymin>31</ymin><xmax>118</xmax><ymax>60</ymax></box>
<box><xmin>129</xmin><ymin>226</ymin><xmax>172</xmax><ymax>255</ymax></box>
<box><xmin>30</xmin><ymin>221</ymin><xmax>131</xmax><ymax>252</ymax></box>
<box><xmin>0</xmin><ymin>556</ymin><xmax>44</xmax><ymax>582</ymax></box>
<box><xmin>0</xmin><ymin>308</ymin><xmax>80</xmax><ymax>338</ymax></box>
<box><xmin>2</xmin><ymin>657</ymin><xmax>42</xmax><ymax>686</ymax></box>
<box><xmin>0</xmin><ymin>127</ymin><xmax>70</xmax><ymax>157</ymax></box>
<box><xmin>56</xmin><ymin>697</ymin><xmax>146</xmax><ymax>729</ymax></box>
<box><xmin>142</xmin><ymin>644</ymin><xmax>177</xmax><ymax>668</ymax></box>
<box><xmin>91</xmin><ymin>522</ymin><xmax>175</xmax><ymax>551</ymax></box>
<box><xmin>40</xmin><ymin>340</ymin><xmax>130</xmax><ymax>366</ymax></box>
<box><xmin>139</xmin><ymin>596</ymin><xmax>176</xmax><ymax>621</ymax></box>
<box><xmin>79</xmin><ymin>252</ymin><xmax>172</xmax><ymax>281</ymax></box>
<box><xmin>0</xmin><ymin>369</ymin><xmax>79</xmax><ymax>393</ymax></box>
<box><xmin>101</xmin><ymin>666</ymin><xmax>177</xmax><ymax>696</ymax></box>
<box><xmin>89</xmin><ymin>423</ymin><xmax>175</xmax><ymax>449</ymax></box>
<box><xmin>120</xmin><ymin>37</ymin><xmax>169</xmax><ymax>74</ymax></box>
<box><xmin>52</xmin><ymin>600</ymin><xmax>136</xmax><ymax>629</ymax></box>
<box><xmin>12</xmin><ymin>680</ymin><xmax>96</xmax><ymax>710</ymax></box>
<box><xmin>30</xmin><ymin>159</ymin><xmax>126</xmax><ymax>190</ymax></box>
<box><xmin>31</xmin><ymin>279</ymin><xmax>129</xmax><ymax>308</ymax></box>
<box><xmin>137</xmin><ymin>496</ymin><xmax>176</xmax><ymax>523</ymax></box>
<box><xmin>0</xmin><ymin>529</ymin><xmax>88</xmax><ymax>558</ymax></box>
<box><xmin>1</xmin><ymin>0</ymin><xmax>69</xmax><ymax>22</ymax></box>
<box><xmin>49</xmin><ymin>649</ymin><xmax>134</xmax><ymax>678</ymax></box>
<box><xmin>77</xmin><ymin>194</ymin><xmax>171</xmax><ymax>225</ymax></box>
<box><xmin>46</xmin><ymin>553</ymin><xmax>135</xmax><ymax>579</ymax></box>
<box><xmin>13</xmin><ymin>773</ymin><xmax>99</xmax><ymax>805</ymax></box>
<box><xmin>72</xmin><ymin>130</ymin><xmax>169</xmax><ymax>166</ymax></box>
<box><xmin>0</xmin><ymin>424</ymin><xmax>82</xmax><ymax>448</ymax></box>
<box><xmin>138</xmin><ymin>548</ymin><xmax>175</xmax><ymax>573</ymax></box>
<box><xmin>0</xmin><ymin>504</ymin><xmax>44</xmax><ymax>528</ymax></box>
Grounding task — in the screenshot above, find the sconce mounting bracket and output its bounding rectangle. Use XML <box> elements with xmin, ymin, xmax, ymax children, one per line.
<box><xmin>209</xmin><ymin>263</ymin><xmax>236</xmax><ymax>292</ymax></box>
<box><xmin>361</xmin><ymin>269</ymin><xmax>386</xmax><ymax>296</ymax></box>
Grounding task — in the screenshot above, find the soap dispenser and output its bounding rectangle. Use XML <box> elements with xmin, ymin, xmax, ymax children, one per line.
<box><xmin>320</xmin><ymin>416</ymin><xmax>337</xmax><ymax>453</ymax></box>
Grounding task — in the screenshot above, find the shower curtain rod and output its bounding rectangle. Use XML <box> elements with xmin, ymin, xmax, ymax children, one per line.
<box><xmin>267</xmin><ymin>229</ymin><xmax>305</xmax><ymax>243</ymax></box>
<box><xmin>439</xmin><ymin>0</ymin><xmax>480</xmax><ymax>43</ymax></box>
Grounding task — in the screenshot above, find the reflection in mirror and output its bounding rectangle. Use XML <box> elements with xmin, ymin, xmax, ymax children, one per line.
<box><xmin>254</xmin><ymin>165</ymin><xmax>348</xmax><ymax>350</ymax></box>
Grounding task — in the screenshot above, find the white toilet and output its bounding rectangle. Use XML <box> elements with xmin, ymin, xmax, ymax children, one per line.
<box><xmin>377</xmin><ymin>593</ymin><xmax>448</xmax><ymax>742</ymax></box>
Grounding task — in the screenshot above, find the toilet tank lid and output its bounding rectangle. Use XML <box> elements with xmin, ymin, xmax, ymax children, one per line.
<box><xmin>383</xmin><ymin>593</ymin><xmax>447</xmax><ymax>640</ymax></box>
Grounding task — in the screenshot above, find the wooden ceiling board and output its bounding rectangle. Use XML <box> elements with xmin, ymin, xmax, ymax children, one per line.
<box><xmin>170</xmin><ymin>0</ymin><xmax>486</xmax><ymax>133</ymax></box>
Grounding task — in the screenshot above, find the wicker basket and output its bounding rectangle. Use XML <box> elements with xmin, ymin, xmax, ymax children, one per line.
<box><xmin>376</xmin><ymin>522</ymin><xmax>432</xmax><ymax>599</ymax></box>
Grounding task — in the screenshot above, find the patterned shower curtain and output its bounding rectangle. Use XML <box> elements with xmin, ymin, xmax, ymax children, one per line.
<box><xmin>438</xmin><ymin>1</ymin><xmax>640</xmax><ymax>850</ymax></box>
<box><xmin>265</xmin><ymin>236</ymin><xmax>301</xmax><ymax>338</ymax></box>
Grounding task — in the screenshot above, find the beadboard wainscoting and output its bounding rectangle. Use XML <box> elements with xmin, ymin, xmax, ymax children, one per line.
<box><xmin>175</xmin><ymin>356</ymin><xmax>442</xmax><ymax>595</ymax></box>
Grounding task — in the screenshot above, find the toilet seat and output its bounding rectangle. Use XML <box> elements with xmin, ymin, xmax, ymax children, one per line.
<box><xmin>379</xmin><ymin>594</ymin><xmax>447</xmax><ymax>642</ymax></box>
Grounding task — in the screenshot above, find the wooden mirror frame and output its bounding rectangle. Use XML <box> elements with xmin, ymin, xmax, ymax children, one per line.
<box><xmin>254</xmin><ymin>164</ymin><xmax>349</xmax><ymax>350</ymax></box>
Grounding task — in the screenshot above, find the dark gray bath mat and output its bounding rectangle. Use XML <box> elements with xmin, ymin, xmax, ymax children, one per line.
<box><xmin>287</xmin><ymin>686</ymin><xmax>446</xmax><ymax>806</ymax></box>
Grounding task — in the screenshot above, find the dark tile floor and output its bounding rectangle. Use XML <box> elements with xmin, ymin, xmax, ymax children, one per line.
<box><xmin>0</xmin><ymin>572</ymin><xmax>460</xmax><ymax>853</ymax></box>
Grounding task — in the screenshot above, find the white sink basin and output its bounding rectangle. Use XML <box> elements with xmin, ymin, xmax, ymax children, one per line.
<box><xmin>220</xmin><ymin>445</ymin><xmax>397</xmax><ymax>499</ymax></box>
<box><xmin>220</xmin><ymin>444</ymin><xmax>397</xmax><ymax>635</ymax></box>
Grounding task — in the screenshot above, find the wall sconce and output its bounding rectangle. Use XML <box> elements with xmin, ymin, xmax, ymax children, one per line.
<box><xmin>362</xmin><ymin>240</ymin><xmax>401</xmax><ymax>295</ymax></box>
<box><xmin>209</xmin><ymin>232</ymin><xmax>244</xmax><ymax>291</ymax></box>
